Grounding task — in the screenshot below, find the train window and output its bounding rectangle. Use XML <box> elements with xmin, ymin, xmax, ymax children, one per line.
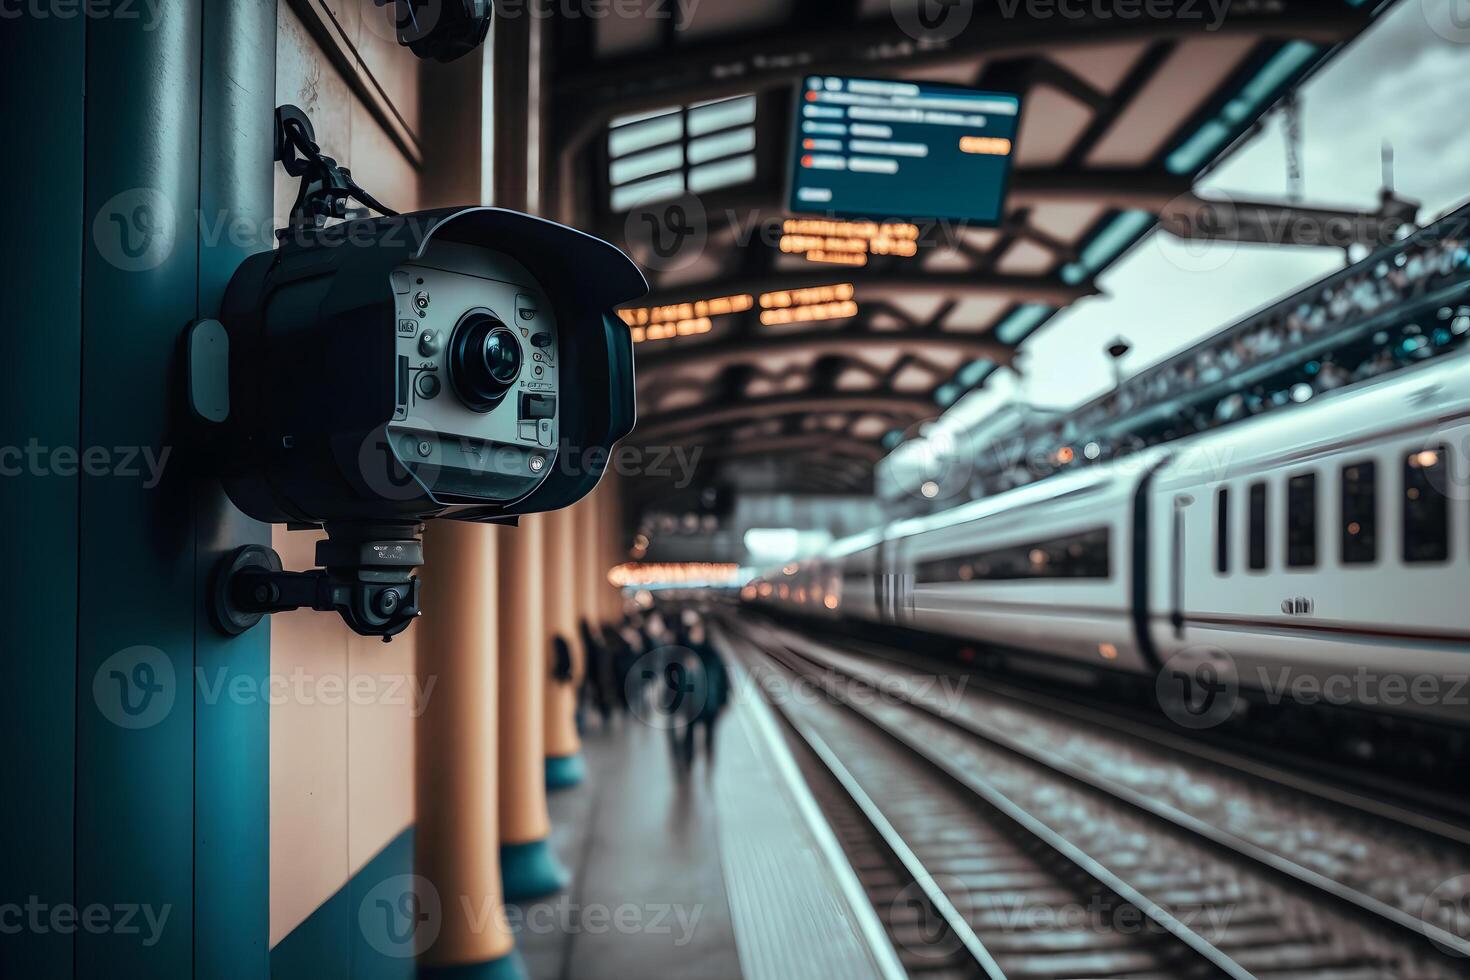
<box><xmin>1215</xmin><ymin>488</ymin><xmax>1230</xmax><ymax>574</ymax></box>
<box><xmin>1286</xmin><ymin>473</ymin><xmax>1318</xmax><ymax>568</ymax></box>
<box><xmin>914</xmin><ymin>527</ymin><xmax>1111</xmax><ymax>583</ymax></box>
<box><xmin>1248</xmin><ymin>482</ymin><xmax>1268</xmax><ymax>570</ymax></box>
<box><xmin>1340</xmin><ymin>461</ymin><xmax>1377</xmax><ymax>564</ymax></box>
<box><xmin>1403</xmin><ymin>447</ymin><xmax>1450</xmax><ymax>563</ymax></box>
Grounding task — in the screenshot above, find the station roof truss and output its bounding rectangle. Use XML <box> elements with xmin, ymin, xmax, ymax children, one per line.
<box><xmin>544</xmin><ymin>0</ymin><xmax>1395</xmax><ymax>496</ymax></box>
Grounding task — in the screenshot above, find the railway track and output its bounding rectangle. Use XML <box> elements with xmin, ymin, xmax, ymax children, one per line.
<box><xmin>717</xmin><ymin>618</ymin><xmax>1470</xmax><ymax>980</ymax></box>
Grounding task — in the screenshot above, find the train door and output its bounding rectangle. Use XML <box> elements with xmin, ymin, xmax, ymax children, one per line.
<box><xmin>1170</xmin><ymin>493</ymin><xmax>1196</xmax><ymax>639</ymax></box>
<box><xmin>876</xmin><ymin>534</ymin><xmax>907</xmax><ymax>623</ymax></box>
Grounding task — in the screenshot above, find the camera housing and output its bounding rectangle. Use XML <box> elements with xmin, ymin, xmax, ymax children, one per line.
<box><xmin>377</xmin><ymin>0</ymin><xmax>493</xmax><ymax>62</ymax></box>
<box><xmin>203</xmin><ymin>207</ymin><xmax>644</xmax><ymax>637</ymax></box>
<box><xmin>216</xmin><ymin>206</ymin><xmax>642</xmax><ymax>525</ymax></box>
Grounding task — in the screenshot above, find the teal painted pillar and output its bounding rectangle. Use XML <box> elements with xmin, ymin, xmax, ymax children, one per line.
<box><xmin>75</xmin><ymin>3</ymin><xmax>204</xmax><ymax>972</ymax></box>
<box><xmin>0</xmin><ymin>12</ymin><xmax>85</xmax><ymax>978</ymax></box>
<box><xmin>194</xmin><ymin>1</ymin><xmax>276</xmax><ymax>977</ymax></box>
<box><xmin>0</xmin><ymin>3</ymin><xmax>277</xmax><ymax>978</ymax></box>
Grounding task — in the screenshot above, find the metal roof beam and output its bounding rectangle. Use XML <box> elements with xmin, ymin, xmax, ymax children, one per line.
<box><xmin>634</xmin><ymin>394</ymin><xmax>938</xmax><ymax>441</ymax></box>
<box><xmin>633</xmin><ymin>327</ymin><xmax>1015</xmax><ymax>373</ymax></box>
<box><xmin>554</xmin><ymin>8</ymin><xmax>1368</xmax><ymax>144</ymax></box>
<box><xmin>635</xmin><ymin>269</ymin><xmax>1091</xmax><ymax>310</ymax></box>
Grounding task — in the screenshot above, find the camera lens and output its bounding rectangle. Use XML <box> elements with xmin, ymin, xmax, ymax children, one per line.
<box><xmin>481</xmin><ymin>330</ymin><xmax>521</xmax><ymax>384</ymax></box>
<box><xmin>448</xmin><ymin>311</ymin><xmax>522</xmax><ymax>412</ymax></box>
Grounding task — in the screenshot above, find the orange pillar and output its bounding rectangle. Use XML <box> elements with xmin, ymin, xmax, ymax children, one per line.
<box><xmin>496</xmin><ymin>516</ymin><xmax>569</xmax><ymax>898</ymax></box>
<box><xmin>542</xmin><ymin>508</ymin><xmax>584</xmax><ymax>789</ymax></box>
<box><xmin>414</xmin><ymin>521</ymin><xmax>519</xmax><ymax>975</ymax></box>
<box><xmin>574</xmin><ymin>494</ymin><xmax>602</xmax><ymax>637</ymax></box>
<box><xmin>598</xmin><ymin>478</ymin><xmax>626</xmax><ymax>623</ymax></box>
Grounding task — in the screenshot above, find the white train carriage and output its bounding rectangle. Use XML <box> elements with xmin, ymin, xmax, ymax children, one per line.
<box><xmin>875</xmin><ymin>458</ymin><xmax>1161</xmax><ymax>674</ymax></box>
<box><xmin>1148</xmin><ymin>353</ymin><xmax>1470</xmax><ymax>723</ymax></box>
<box><xmin>749</xmin><ymin>353</ymin><xmax>1470</xmax><ymax>725</ymax></box>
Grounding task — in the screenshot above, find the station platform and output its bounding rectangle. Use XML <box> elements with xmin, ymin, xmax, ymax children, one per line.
<box><xmin>509</xmin><ymin>643</ymin><xmax>903</xmax><ymax>980</ymax></box>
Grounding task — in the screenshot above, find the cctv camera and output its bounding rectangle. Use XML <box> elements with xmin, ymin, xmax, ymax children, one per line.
<box><xmin>376</xmin><ymin>0</ymin><xmax>493</xmax><ymax>63</ymax></box>
<box><xmin>197</xmin><ymin>207</ymin><xmax>645</xmax><ymax>637</ymax></box>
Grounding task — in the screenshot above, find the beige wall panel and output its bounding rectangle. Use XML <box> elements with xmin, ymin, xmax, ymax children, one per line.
<box><xmin>271</xmin><ymin>0</ymin><xmax>427</xmax><ymax>947</ymax></box>
<box><xmin>275</xmin><ymin>2</ymin><xmax>356</xmax><ymax>227</ymax></box>
<box><xmin>268</xmin><ymin>528</ymin><xmax>350</xmax><ymax>947</ymax></box>
<box><xmin>351</xmin><ymin>0</ymin><xmax>422</xmax><ymax>138</ymax></box>
<box><xmin>350</xmin><ymin>97</ymin><xmax>422</xmax><ymax>213</ymax></box>
<box><xmin>346</xmin><ymin>627</ymin><xmax>419</xmax><ymax>875</ymax></box>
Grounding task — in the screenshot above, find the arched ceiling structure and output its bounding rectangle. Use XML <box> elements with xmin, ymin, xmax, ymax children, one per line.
<box><xmin>539</xmin><ymin>0</ymin><xmax>1392</xmax><ymax>500</ymax></box>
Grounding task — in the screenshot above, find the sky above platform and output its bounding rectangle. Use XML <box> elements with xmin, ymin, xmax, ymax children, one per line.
<box><xmin>951</xmin><ymin>0</ymin><xmax>1470</xmax><ymax>425</ymax></box>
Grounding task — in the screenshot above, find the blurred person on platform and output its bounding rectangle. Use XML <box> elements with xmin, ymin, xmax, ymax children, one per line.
<box><xmin>581</xmin><ymin>617</ymin><xmax>616</xmax><ymax>731</ymax></box>
<box><xmin>665</xmin><ymin>614</ymin><xmax>729</xmax><ymax>771</ymax></box>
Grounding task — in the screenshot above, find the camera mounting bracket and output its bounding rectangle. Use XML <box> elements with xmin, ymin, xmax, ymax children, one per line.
<box><xmin>211</xmin><ymin>523</ymin><xmax>425</xmax><ymax>641</ymax></box>
<box><xmin>274</xmin><ymin>105</ymin><xmax>398</xmax><ymax>241</ymax></box>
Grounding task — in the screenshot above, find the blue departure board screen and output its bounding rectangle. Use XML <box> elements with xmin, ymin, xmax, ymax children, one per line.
<box><xmin>788</xmin><ymin>76</ymin><xmax>1021</xmax><ymax>225</ymax></box>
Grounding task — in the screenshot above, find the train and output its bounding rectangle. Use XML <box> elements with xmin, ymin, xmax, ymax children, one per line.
<box><xmin>748</xmin><ymin>351</ymin><xmax>1470</xmax><ymax>726</ymax></box>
